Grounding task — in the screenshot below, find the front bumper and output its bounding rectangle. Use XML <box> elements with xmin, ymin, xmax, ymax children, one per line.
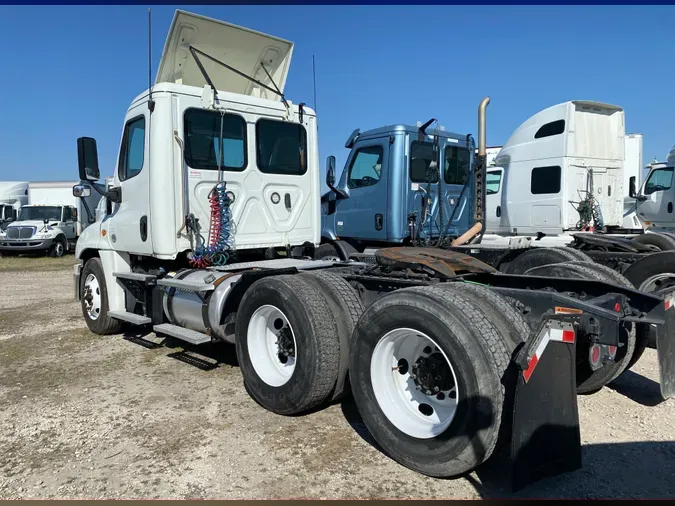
<box><xmin>73</xmin><ymin>262</ymin><xmax>82</xmax><ymax>301</ymax></box>
<box><xmin>0</xmin><ymin>237</ymin><xmax>54</xmax><ymax>252</ymax></box>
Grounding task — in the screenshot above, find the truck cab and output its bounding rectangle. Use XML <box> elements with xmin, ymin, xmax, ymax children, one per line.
<box><xmin>321</xmin><ymin>123</ymin><xmax>474</xmax><ymax>249</ymax></box>
<box><xmin>635</xmin><ymin>155</ymin><xmax>675</xmax><ymax>232</ymax></box>
<box><xmin>0</xmin><ymin>204</ymin><xmax>77</xmax><ymax>257</ymax></box>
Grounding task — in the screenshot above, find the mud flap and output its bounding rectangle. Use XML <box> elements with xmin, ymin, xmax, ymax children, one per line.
<box><xmin>509</xmin><ymin>319</ymin><xmax>582</xmax><ymax>492</ymax></box>
<box><xmin>658</xmin><ymin>291</ymin><xmax>675</xmax><ymax>399</ymax></box>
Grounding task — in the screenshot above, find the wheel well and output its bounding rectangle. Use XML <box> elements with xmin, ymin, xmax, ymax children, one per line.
<box><xmin>79</xmin><ymin>248</ymin><xmax>100</xmax><ymax>264</ymax></box>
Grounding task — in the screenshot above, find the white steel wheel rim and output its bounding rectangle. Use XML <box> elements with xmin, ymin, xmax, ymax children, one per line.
<box><xmin>83</xmin><ymin>273</ymin><xmax>102</xmax><ymax>321</ymax></box>
<box><xmin>247</xmin><ymin>304</ymin><xmax>297</xmax><ymax>387</ymax></box>
<box><xmin>370</xmin><ymin>328</ymin><xmax>459</xmax><ymax>439</ymax></box>
<box><xmin>639</xmin><ymin>272</ymin><xmax>675</xmax><ymax>293</ymax></box>
<box><xmin>55</xmin><ymin>242</ymin><xmax>64</xmax><ymax>256</ymax></box>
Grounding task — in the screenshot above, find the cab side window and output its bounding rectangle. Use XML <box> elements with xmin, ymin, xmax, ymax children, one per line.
<box><xmin>118</xmin><ymin>116</ymin><xmax>146</xmax><ymax>182</ymax></box>
<box><xmin>644</xmin><ymin>168</ymin><xmax>674</xmax><ymax>195</ymax></box>
<box><xmin>347</xmin><ymin>146</ymin><xmax>383</xmax><ymax>189</ymax></box>
<box><xmin>62</xmin><ymin>207</ymin><xmax>73</xmax><ymax>222</ymax></box>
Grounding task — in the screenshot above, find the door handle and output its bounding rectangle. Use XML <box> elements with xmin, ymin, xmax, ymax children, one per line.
<box><xmin>284</xmin><ymin>193</ymin><xmax>291</xmax><ymax>210</ymax></box>
<box><xmin>140</xmin><ymin>215</ymin><xmax>148</xmax><ymax>242</ymax></box>
<box><xmin>669</xmin><ymin>202</ymin><xmax>673</xmax><ymax>214</ymax></box>
<box><xmin>375</xmin><ymin>214</ymin><xmax>383</xmax><ymax>231</ymax></box>
<box><xmin>496</xmin><ymin>205</ymin><xmax>501</xmax><ymax>218</ymax></box>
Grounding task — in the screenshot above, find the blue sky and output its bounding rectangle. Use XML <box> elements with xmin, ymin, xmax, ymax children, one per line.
<box><xmin>0</xmin><ymin>5</ymin><xmax>673</xmax><ymax>184</ymax></box>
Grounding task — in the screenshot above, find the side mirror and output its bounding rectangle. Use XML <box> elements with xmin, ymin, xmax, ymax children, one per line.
<box><xmin>77</xmin><ymin>137</ymin><xmax>101</xmax><ymax>181</ymax></box>
<box><xmin>326</xmin><ymin>155</ymin><xmax>336</xmax><ymax>187</ymax></box>
<box><xmin>629</xmin><ymin>176</ymin><xmax>637</xmax><ymax>198</ymax></box>
<box><xmin>73</xmin><ymin>184</ymin><xmax>92</xmax><ymax>198</ymax></box>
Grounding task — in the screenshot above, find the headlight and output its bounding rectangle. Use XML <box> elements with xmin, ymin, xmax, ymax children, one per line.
<box><xmin>37</xmin><ymin>234</ymin><xmax>51</xmax><ymax>239</ymax></box>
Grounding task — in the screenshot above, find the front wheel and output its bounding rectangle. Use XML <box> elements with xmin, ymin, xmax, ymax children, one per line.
<box><xmin>80</xmin><ymin>257</ymin><xmax>123</xmax><ymax>335</ymax></box>
<box><xmin>49</xmin><ymin>237</ymin><xmax>67</xmax><ymax>258</ymax></box>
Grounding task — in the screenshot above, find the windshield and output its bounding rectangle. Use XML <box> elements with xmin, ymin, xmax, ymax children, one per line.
<box><xmin>18</xmin><ymin>206</ymin><xmax>62</xmax><ymax>222</ymax></box>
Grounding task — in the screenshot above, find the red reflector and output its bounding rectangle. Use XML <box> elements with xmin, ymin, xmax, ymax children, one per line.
<box><xmin>609</xmin><ymin>345</ymin><xmax>617</xmax><ymax>356</ymax></box>
<box><xmin>523</xmin><ymin>354</ymin><xmax>539</xmax><ymax>383</ymax></box>
<box><xmin>591</xmin><ymin>345</ymin><xmax>601</xmax><ymax>365</ymax></box>
<box><xmin>614</xmin><ymin>302</ymin><xmax>621</xmax><ymax>313</ymax></box>
<box><xmin>666</xmin><ymin>299</ymin><xmax>672</xmax><ymax>310</ymax></box>
<box><xmin>562</xmin><ymin>329</ymin><xmax>575</xmax><ymax>343</ymax></box>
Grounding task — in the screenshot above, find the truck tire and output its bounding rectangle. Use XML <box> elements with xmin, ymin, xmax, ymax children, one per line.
<box><xmin>622</xmin><ymin>250</ymin><xmax>675</xmax><ymax>293</ymax></box>
<box><xmin>503</xmin><ymin>247</ymin><xmax>592</xmax><ymax>275</ymax></box>
<box><xmin>524</xmin><ymin>262</ymin><xmax>636</xmax><ymax>394</ymax></box>
<box><xmin>80</xmin><ymin>257</ymin><xmax>123</xmax><ymax>335</ymax></box>
<box><xmin>314</xmin><ymin>243</ymin><xmax>341</xmax><ymax>261</ymax></box>
<box><xmin>49</xmin><ymin>236</ymin><xmax>67</xmax><ymax>258</ymax></box>
<box><xmin>437</xmin><ymin>282</ymin><xmax>530</xmax><ymax>348</ymax></box>
<box><xmin>349</xmin><ymin>284</ymin><xmax>512</xmax><ymax>478</ymax></box>
<box><xmin>234</xmin><ymin>274</ymin><xmax>341</xmax><ymax>415</ymax></box>
<box><xmin>623</xmin><ymin>250</ymin><xmax>675</xmax><ymax>351</ymax></box>
<box><xmin>559</xmin><ymin>260</ymin><xmax>650</xmax><ymax>371</ymax></box>
<box><xmin>299</xmin><ymin>271</ymin><xmax>365</xmax><ymax>401</ymax></box>
<box><xmin>630</xmin><ymin>233</ymin><xmax>675</xmax><ymax>252</ymax></box>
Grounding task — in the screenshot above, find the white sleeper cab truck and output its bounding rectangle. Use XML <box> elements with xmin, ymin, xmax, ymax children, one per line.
<box><xmin>0</xmin><ymin>181</ymin><xmax>101</xmax><ymax>257</ymax></box>
<box><xmin>0</xmin><ymin>181</ymin><xmax>28</xmax><ymax>231</ymax></box>
<box><xmin>71</xmin><ymin>10</ymin><xmax>675</xmax><ymax>491</ymax></box>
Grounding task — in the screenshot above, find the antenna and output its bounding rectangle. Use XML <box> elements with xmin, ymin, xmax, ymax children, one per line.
<box><xmin>148</xmin><ymin>8</ymin><xmax>155</xmax><ymax>112</ymax></box>
<box><xmin>312</xmin><ymin>54</ymin><xmax>318</xmax><ymax>114</ymax></box>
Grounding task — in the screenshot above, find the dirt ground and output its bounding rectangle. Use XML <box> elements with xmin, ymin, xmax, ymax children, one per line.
<box><xmin>1</xmin><ymin>256</ymin><xmax>674</xmax><ymax>499</ymax></box>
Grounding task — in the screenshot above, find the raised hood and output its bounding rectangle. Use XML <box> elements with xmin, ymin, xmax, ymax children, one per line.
<box><xmin>156</xmin><ymin>10</ymin><xmax>294</xmax><ymax>100</ymax></box>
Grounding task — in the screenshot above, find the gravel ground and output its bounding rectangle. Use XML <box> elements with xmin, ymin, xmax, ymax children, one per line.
<box><xmin>1</xmin><ymin>256</ymin><xmax>674</xmax><ymax>499</ymax></box>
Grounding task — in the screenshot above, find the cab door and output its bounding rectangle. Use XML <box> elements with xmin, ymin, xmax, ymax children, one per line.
<box><xmin>637</xmin><ymin>166</ymin><xmax>675</xmax><ymax>228</ymax></box>
<box><xmin>106</xmin><ymin>104</ymin><xmax>153</xmax><ymax>255</ymax></box>
<box><xmin>485</xmin><ymin>168</ymin><xmax>504</xmax><ymax>233</ymax></box>
<box><xmin>333</xmin><ymin>139</ymin><xmax>389</xmax><ymax>241</ymax></box>
<box><xmin>62</xmin><ymin>206</ymin><xmax>76</xmax><ymax>239</ymax></box>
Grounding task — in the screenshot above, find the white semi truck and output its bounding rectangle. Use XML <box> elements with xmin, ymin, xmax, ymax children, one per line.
<box><xmin>0</xmin><ymin>181</ymin><xmax>102</xmax><ymax>257</ymax></box>
<box><xmin>70</xmin><ymin>10</ymin><xmax>675</xmax><ymax>491</ymax></box>
<box><xmin>0</xmin><ymin>181</ymin><xmax>29</xmax><ymax>231</ymax></box>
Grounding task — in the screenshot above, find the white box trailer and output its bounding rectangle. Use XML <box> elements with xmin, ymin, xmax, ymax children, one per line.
<box><xmin>0</xmin><ymin>180</ymin><xmax>102</xmax><ymax>257</ymax></box>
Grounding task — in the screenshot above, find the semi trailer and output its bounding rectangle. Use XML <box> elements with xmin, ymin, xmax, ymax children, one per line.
<box><xmin>72</xmin><ymin>10</ymin><xmax>675</xmax><ymax>492</ymax></box>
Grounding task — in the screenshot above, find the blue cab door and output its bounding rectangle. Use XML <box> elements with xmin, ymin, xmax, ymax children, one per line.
<box><xmin>333</xmin><ymin>138</ymin><xmax>390</xmax><ymax>241</ymax></box>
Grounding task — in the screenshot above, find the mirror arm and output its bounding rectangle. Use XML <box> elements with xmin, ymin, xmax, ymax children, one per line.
<box><xmin>89</xmin><ymin>182</ymin><xmax>122</xmax><ymax>204</ymax></box>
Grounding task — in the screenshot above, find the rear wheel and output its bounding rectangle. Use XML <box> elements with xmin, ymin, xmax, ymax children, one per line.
<box><xmin>314</xmin><ymin>243</ymin><xmax>341</xmax><ymax>261</ymax></box>
<box><xmin>349</xmin><ymin>284</ymin><xmax>512</xmax><ymax>477</ymax></box>
<box><xmin>299</xmin><ymin>271</ymin><xmax>365</xmax><ymax>400</ymax></box>
<box><xmin>630</xmin><ymin>233</ymin><xmax>675</xmax><ymax>252</ymax></box>
<box><xmin>623</xmin><ymin>251</ymin><xmax>675</xmax><ymax>350</ymax></box>
<box><xmin>235</xmin><ymin>274</ymin><xmax>341</xmax><ymax>415</ymax></box>
<box><xmin>524</xmin><ymin>261</ymin><xmax>636</xmax><ymax>394</ymax></box>
<box><xmin>503</xmin><ymin>246</ymin><xmax>592</xmax><ymax>274</ymax></box>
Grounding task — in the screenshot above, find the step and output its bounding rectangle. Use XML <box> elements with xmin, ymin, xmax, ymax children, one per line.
<box><xmin>109</xmin><ymin>310</ymin><xmax>152</xmax><ymax>325</ymax></box>
<box><xmin>156</xmin><ymin>278</ymin><xmax>214</xmax><ymax>293</ymax></box>
<box><xmin>153</xmin><ymin>323</ymin><xmax>212</xmax><ymax>345</ymax></box>
<box><xmin>113</xmin><ymin>271</ymin><xmax>157</xmax><ymax>283</ymax></box>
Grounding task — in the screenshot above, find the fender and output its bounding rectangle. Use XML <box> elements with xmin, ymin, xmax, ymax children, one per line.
<box><xmin>327</xmin><ymin>239</ymin><xmax>358</xmax><ymax>261</ymax></box>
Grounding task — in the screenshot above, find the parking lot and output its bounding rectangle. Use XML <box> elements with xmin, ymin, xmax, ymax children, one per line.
<box><xmin>1</xmin><ymin>256</ymin><xmax>674</xmax><ymax>499</ymax></box>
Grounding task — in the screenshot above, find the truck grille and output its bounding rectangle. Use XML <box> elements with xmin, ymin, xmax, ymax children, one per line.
<box><xmin>6</xmin><ymin>227</ymin><xmax>36</xmax><ymax>239</ymax></box>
